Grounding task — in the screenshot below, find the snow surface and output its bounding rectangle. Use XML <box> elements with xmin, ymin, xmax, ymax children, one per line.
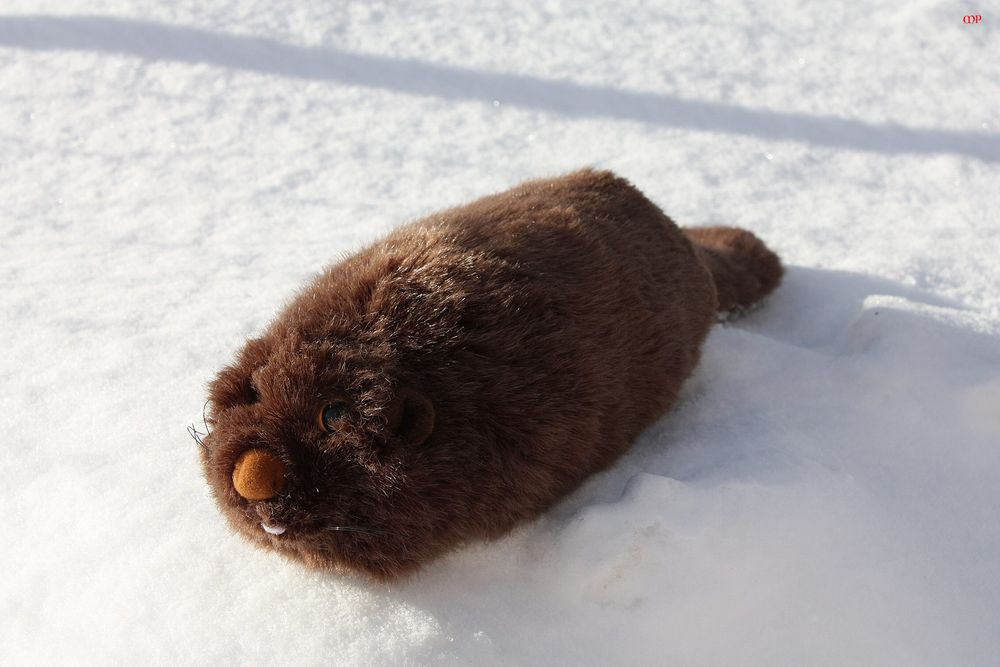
<box><xmin>2</xmin><ymin>2</ymin><xmax>999</xmax><ymax>665</ymax></box>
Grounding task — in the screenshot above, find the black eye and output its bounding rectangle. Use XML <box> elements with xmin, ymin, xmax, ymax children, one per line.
<box><xmin>319</xmin><ymin>401</ymin><xmax>348</xmax><ymax>432</ymax></box>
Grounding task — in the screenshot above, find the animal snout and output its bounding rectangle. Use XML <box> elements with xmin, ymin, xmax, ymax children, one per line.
<box><xmin>232</xmin><ymin>448</ymin><xmax>286</xmax><ymax>501</ymax></box>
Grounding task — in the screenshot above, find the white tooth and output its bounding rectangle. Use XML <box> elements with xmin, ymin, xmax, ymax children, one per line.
<box><xmin>261</xmin><ymin>522</ymin><xmax>286</xmax><ymax>535</ymax></box>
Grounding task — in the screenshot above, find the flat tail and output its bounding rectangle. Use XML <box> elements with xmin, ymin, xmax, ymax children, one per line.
<box><xmin>683</xmin><ymin>226</ymin><xmax>784</xmax><ymax>312</ymax></box>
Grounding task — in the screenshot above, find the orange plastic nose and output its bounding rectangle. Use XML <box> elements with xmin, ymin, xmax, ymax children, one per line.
<box><xmin>232</xmin><ymin>449</ymin><xmax>286</xmax><ymax>501</ymax></box>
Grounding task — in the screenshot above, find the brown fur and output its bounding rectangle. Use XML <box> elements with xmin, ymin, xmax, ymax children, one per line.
<box><xmin>199</xmin><ymin>169</ymin><xmax>783</xmax><ymax>580</ymax></box>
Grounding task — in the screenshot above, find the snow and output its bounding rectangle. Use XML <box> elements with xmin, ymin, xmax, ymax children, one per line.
<box><xmin>1</xmin><ymin>1</ymin><xmax>998</xmax><ymax>665</ymax></box>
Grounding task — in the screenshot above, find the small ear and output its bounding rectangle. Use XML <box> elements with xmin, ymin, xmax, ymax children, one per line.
<box><xmin>208</xmin><ymin>364</ymin><xmax>258</xmax><ymax>411</ymax></box>
<box><xmin>386</xmin><ymin>387</ymin><xmax>435</xmax><ymax>445</ymax></box>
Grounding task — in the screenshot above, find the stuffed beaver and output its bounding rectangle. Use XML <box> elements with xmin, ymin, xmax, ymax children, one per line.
<box><xmin>199</xmin><ymin>169</ymin><xmax>783</xmax><ymax>580</ymax></box>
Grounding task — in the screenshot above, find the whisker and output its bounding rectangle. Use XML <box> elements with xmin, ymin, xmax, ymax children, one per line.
<box><xmin>201</xmin><ymin>399</ymin><xmax>212</xmax><ymax>433</ymax></box>
<box><xmin>188</xmin><ymin>400</ymin><xmax>214</xmax><ymax>451</ymax></box>
<box><xmin>187</xmin><ymin>423</ymin><xmax>208</xmax><ymax>450</ymax></box>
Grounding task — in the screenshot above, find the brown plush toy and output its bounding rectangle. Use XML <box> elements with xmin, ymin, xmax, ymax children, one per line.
<box><xmin>199</xmin><ymin>169</ymin><xmax>783</xmax><ymax>580</ymax></box>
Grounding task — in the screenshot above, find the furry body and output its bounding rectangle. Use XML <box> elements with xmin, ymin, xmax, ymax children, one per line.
<box><xmin>200</xmin><ymin>169</ymin><xmax>783</xmax><ymax>579</ymax></box>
